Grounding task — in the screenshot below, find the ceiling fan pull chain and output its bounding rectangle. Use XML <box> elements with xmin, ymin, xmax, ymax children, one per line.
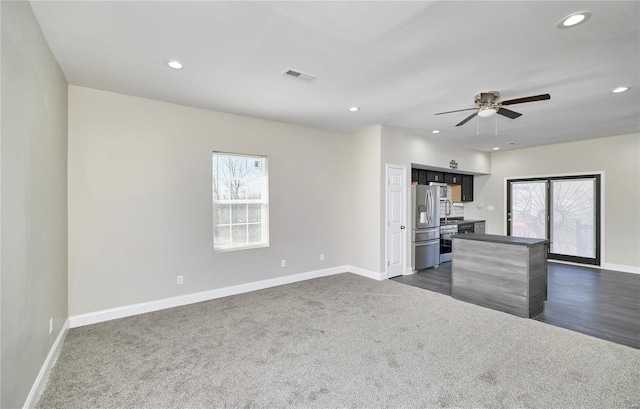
<box><xmin>476</xmin><ymin>116</ymin><xmax>480</xmax><ymax>136</ymax></box>
<box><xmin>495</xmin><ymin>116</ymin><xmax>498</xmax><ymax>136</ymax></box>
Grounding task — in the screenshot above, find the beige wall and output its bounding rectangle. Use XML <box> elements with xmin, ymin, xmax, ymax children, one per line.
<box><xmin>68</xmin><ymin>86</ymin><xmax>354</xmax><ymax>316</ymax></box>
<box><xmin>465</xmin><ymin>133</ymin><xmax>640</xmax><ymax>272</ymax></box>
<box><xmin>1</xmin><ymin>2</ymin><xmax>69</xmax><ymax>408</ymax></box>
<box><xmin>346</xmin><ymin>126</ymin><xmax>382</xmax><ymax>272</ymax></box>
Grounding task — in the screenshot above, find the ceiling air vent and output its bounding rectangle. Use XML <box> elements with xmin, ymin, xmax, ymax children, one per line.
<box><xmin>282</xmin><ymin>68</ymin><xmax>317</xmax><ymax>82</ymax></box>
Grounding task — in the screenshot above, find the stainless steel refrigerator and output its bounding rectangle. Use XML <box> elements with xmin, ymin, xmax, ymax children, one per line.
<box><xmin>411</xmin><ymin>185</ymin><xmax>441</xmax><ymax>271</ymax></box>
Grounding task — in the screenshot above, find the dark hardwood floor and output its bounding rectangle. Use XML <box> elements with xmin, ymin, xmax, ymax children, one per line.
<box><xmin>392</xmin><ymin>262</ymin><xmax>640</xmax><ymax>349</ymax></box>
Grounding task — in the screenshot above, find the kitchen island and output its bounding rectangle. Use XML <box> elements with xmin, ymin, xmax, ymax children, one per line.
<box><xmin>451</xmin><ymin>233</ymin><xmax>549</xmax><ymax>318</ymax></box>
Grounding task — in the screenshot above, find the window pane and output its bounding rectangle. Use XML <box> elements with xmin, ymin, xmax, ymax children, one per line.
<box><xmin>213</xmin><ymin>155</ymin><xmax>265</xmax><ymax>201</ymax></box>
<box><xmin>215</xmin><ymin>204</ymin><xmax>230</xmax><ymax>225</ymax></box>
<box><xmin>231</xmin><ymin>224</ymin><xmax>247</xmax><ymax>245</ymax></box>
<box><xmin>248</xmin><ymin>223</ymin><xmax>261</xmax><ymax>243</ymax></box>
<box><xmin>550</xmin><ymin>179</ymin><xmax>596</xmax><ymax>258</ymax></box>
<box><xmin>510</xmin><ymin>181</ymin><xmax>546</xmax><ymax>239</ymax></box>
<box><xmin>214</xmin><ymin>225</ymin><xmax>231</xmax><ymax>247</ymax></box>
<box><xmin>231</xmin><ymin>204</ymin><xmax>247</xmax><ymax>223</ymax></box>
<box><xmin>248</xmin><ymin>204</ymin><xmax>262</xmax><ymax>222</ymax></box>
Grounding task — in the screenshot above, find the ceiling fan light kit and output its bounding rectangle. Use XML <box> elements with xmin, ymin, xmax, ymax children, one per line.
<box><xmin>478</xmin><ymin>107</ymin><xmax>497</xmax><ymax>118</ymax></box>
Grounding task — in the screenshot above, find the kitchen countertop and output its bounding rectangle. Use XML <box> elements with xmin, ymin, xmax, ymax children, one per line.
<box><xmin>451</xmin><ymin>233</ymin><xmax>549</xmax><ymax>247</ymax></box>
<box><xmin>440</xmin><ymin>219</ymin><xmax>485</xmax><ymax>225</ymax></box>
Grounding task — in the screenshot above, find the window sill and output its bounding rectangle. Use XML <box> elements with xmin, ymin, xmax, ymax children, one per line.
<box><xmin>214</xmin><ymin>243</ymin><xmax>269</xmax><ymax>253</ymax></box>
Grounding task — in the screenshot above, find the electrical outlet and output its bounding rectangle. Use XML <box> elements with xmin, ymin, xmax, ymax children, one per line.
<box><xmin>320</xmin><ymin>253</ymin><xmax>325</xmax><ymax>261</ymax></box>
<box><xmin>281</xmin><ymin>259</ymin><xmax>286</xmax><ymax>268</ymax></box>
<box><xmin>49</xmin><ymin>318</ymin><xmax>53</xmax><ymax>335</ymax></box>
<box><xmin>177</xmin><ymin>275</ymin><xmax>184</xmax><ymax>285</ymax></box>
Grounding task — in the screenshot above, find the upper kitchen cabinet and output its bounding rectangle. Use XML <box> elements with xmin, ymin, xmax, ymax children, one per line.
<box><xmin>462</xmin><ymin>175</ymin><xmax>474</xmax><ymax>202</ymax></box>
<box><xmin>444</xmin><ymin>173</ymin><xmax>462</xmax><ymax>184</ymax></box>
<box><xmin>411</xmin><ymin>169</ymin><xmax>430</xmax><ymax>185</ymax></box>
<box><xmin>426</xmin><ymin>171</ymin><xmax>444</xmax><ymax>183</ymax></box>
<box><xmin>412</xmin><ymin>169</ymin><xmax>443</xmax><ymax>184</ymax></box>
<box><xmin>411</xmin><ymin>169</ymin><xmax>419</xmax><ymax>184</ymax></box>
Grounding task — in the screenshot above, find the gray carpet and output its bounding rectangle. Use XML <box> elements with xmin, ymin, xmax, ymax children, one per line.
<box><xmin>37</xmin><ymin>273</ymin><xmax>640</xmax><ymax>408</ymax></box>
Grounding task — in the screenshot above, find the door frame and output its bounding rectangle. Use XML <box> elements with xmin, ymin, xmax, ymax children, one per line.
<box><xmin>506</xmin><ymin>173</ymin><xmax>602</xmax><ymax>266</ymax></box>
<box><xmin>385</xmin><ymin>164</ymin><xmax>408</xmax><ymax>278</ymax></box>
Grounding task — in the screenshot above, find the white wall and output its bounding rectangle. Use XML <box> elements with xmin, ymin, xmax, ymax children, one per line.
<box><xmin>380</xmin><ymin>126</ymin><xmax>492</xmax><ymax>175</ymax></box>
<box><xmin>68</xmin><ymin>86</ymin><xmax>355</xmax><ymax>316</ymax></box>
<box><xmin>1</xmin><ymin>2</ymin><xmax>68</xmax><ymax>408</ymax></box>
<box><xmin>465</xmin><ymin>133</ymin><xmax>640</xmax><ymax>272</ymax></box>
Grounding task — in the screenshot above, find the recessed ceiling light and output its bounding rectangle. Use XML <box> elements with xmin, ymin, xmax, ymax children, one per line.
<box><xmin>166</xmin><ymin>60</ymin><xmax>183</xmax><ymax>69</ymax></box>
<box><xmin>611</xmin><ymin>86</ymin><xmax>630</xmax><ymax>94</ymax></box>
<box><xmin>492</xmin><ymin>147</ymin><xmax>500</xmax><ymax>151</ymax></box>
<box><xmin>557</xmin><ymin>11</ymin><xmax>591</xmax><ymax>28</ymax></box>
<box><xmin>348</xmin><ymin>106</ymin><xmax>360</xmax><ymax>112</ymax></box>
<box><xmin>432</xmin><ymin>130</ymin><xmax>440</xmax><ymax>134</ymax></box>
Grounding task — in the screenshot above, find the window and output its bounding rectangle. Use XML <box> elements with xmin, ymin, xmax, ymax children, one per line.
<box><xmin>212</xmin><ymin>152</ymin><xmax>268</xmax><ymax>251</ymax></box>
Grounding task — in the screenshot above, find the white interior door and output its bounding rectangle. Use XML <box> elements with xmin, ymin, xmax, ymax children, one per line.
<box><xmin>386</xmin><ymin>165</ymin><xmax>406</xmax><ymax>278</ymax></box>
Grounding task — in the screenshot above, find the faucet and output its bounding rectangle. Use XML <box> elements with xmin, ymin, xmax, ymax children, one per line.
<box><xmin>444</xmin><ymin>199</ymin><xmax>451</xmax><ymax>222</ymax></box>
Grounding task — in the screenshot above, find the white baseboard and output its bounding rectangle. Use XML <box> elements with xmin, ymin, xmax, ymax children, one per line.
<box><xmin>601</xmin><ymin>262</ymin><xmax>640</xmax><ymax>275</ymax></box>
<box><xmin>23</xmin><ymin>318</ymin><xmax>70</xmax><ymax>409</ymax></box>
<box><xmin>549</xmin><ymin>259</ymin><xmax>640</xmax><ymax>275</ymax></box>
<box><xmin>70</xmin><ymin>265</ymin><xmax>382</xmax><ymax>328</ymax></box>
<box><xmin>346</xmin><ymin>265</ymin><xmax>385</xmax><ymax>281</ymax></box>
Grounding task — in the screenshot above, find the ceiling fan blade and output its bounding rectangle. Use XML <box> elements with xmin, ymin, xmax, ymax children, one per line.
<box><xmin>434</xmin><ymin>107</ymin><xmax>477</xmax><ymax>116</ymax></box>
<box><xmin>497</xmin><ymin>107</ymin><xmax>522</xmax><ymax>119</ymax></box>
<box><xmin>501</xmin><ymin>94</ymin><xmax>550</xmax><ymax>106</ymax></box>
<box><xmin>456</xmin><ymin>112</ymin><xmax>478</xmax><ymax>127</ymax></box>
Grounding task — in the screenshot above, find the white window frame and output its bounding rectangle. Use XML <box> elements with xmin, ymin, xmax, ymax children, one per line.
<box><xmin>212</xmin><ymin>151</ymin><xmax>269</xmax><ymax>252</ymax></box>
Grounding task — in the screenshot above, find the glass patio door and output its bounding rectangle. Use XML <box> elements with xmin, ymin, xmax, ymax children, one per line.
<box><xmin>508</xmin><ymin>180</ymin><xmax>548</xmax><ymax>240</ymax></box>
<box><xmin>507</xmin><ymin>175</ymin><xmax>600</xmax><ymax>265</ymax></box>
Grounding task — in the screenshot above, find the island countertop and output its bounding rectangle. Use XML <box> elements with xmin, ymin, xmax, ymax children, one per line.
<box><xmin>452</xmin><ymin>233</ymin><xmax>549</xmax><ymax>247</ymax></box>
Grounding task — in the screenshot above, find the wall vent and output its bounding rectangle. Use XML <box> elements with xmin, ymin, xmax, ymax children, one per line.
<box><xmin>282</xmin><ymin>68</ymin><xmax>317</xmax><ymax>82</ymax></box>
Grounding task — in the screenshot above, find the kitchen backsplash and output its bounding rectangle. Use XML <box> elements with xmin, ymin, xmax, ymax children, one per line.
<box><xmin>450</xmin><ymin>203</ymin><xmax>465</xmax><ymax>218</ymax></box>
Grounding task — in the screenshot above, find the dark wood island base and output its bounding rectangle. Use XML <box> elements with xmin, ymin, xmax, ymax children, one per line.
<box><xmin>452</xmin><ymin>234</ymin><xmax>549</xmax><ymax>318</ymax></box>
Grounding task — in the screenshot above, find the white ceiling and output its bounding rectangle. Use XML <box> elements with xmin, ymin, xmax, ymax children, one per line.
<box><xmin>30</xmin><ymin>1</ymin><xmax>640</xmax><ymax>152</ymax></box>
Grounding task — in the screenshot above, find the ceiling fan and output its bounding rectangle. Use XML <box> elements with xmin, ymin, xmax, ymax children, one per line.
<box><xmin>435</xmin><ymin>91</ymin><xmax>550</xmax><ymax>127</ymax></box>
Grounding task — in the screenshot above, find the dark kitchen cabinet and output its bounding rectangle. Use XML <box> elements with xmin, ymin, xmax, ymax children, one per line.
<box><xmin>444</xmin><ymin>173</ymin><xmax>461</xmax><ymax>184</ymax></box>
<box><xmin>461</xmin><ymin>175</ymin><xmax>474</xmax><ymax>202</ymax></box>
<box><xmin>417</xmin><ymin>170</ymin><xmax>428</xmax><ymax>185</ymax></box>
<box><xmin>426</xmin><ymin>171</ymin><xmax>444</xmax><ymax>183</ymax></box>
<box><xmin>411</xmin><ymin>169</ymin><xmax>419</xmax><ymax>184</ymax></box>
<box><xmin>411</xmin><ymin>168</ymin><xmax>428</xmax><ymax>185</ymax></box>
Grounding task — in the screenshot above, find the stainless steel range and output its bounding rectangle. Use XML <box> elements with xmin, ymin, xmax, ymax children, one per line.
<box><xmin>440</xmin><ymin>221</ymin><xmax>475</xmax><ymax>263</ymax></box>
<box><xmin>439</xmin><ymin>223</ymin><xmax>457</xmax><ymax>263</ymax></box>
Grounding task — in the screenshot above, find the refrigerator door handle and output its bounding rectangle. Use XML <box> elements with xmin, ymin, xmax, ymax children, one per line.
<box><xmin>425</xmin><ymin>190</ymin><xmax>430</xmax><ymax>224</ymax></box>
<box><xmin>428</xmin><ymin>189</ymin><xmax>433</xmax><ymax>224</ymax></box>
<box><xmin>427</xmin><ymin>190</ymin><xmax>432</xmax><ymax>224</ymax></box>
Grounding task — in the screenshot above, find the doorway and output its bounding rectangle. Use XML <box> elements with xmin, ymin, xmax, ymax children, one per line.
<box><xmin>507</xmin><ymin>174</ymin><xmax>601</xmax><ymax>265</ymax></box>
